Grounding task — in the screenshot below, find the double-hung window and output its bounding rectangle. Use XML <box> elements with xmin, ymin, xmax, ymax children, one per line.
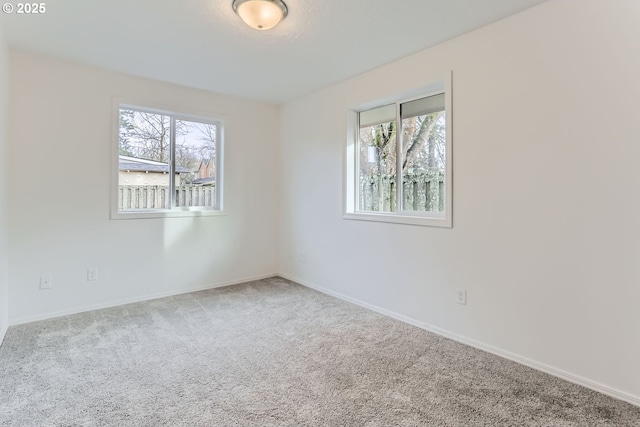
<box><xmin>345</xmin><ymin>74</ymin><xmax>452</xmax><ymax>227</ymax></box>
<box><xmin>112</xmin><ymin>104</ymin><xmax>223</xmax><ymax>219</ymax></box>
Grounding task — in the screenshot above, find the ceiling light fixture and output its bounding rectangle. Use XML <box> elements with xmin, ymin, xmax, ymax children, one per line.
<box><xmin>232</xmin><ymin>0</ymin><xmax>288</xmax><ymax>31</ymax></box>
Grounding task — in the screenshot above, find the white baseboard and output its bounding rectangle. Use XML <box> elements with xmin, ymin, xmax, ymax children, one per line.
<box><xmin>9</xmin><ymin>273</ymin><xmax>278</xmax><ymax>326</ymax></box>
<box><xmin>0</xmin><ymin>323</ymin><xmax>7</xmax><ymax>348</ymax></box>
<box><xmin>279</xmin><ymin>273</ymin><xmax>640</xmax><ymax>408</ymax></box>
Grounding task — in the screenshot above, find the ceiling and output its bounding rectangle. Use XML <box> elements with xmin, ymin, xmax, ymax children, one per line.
<box><xmin>0</xmin><ymin>0</ymin><xmax>549</xmax><ymax>104</ymax></box>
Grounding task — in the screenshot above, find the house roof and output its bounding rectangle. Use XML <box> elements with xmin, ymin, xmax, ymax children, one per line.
<box><xmin>119</xmin><ymin>156</ymin><xmax>190</xmax><ymax>174</ymax></box>
<box><xmin>193</xmin><ymin>177</ymin><xmax>216</xmax><ymax>186</ymax></box>
<box><xmin>198</xmin><ymin>159</ymin><xmax>214</xmax><ymax>168</ymax></box>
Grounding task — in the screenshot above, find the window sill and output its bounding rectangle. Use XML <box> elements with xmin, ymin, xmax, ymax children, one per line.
<box><xmin>110</xmin><ymin>209</ymin><xmax>226</xmax><ymax>220</ymax></box>
<box><xmin>343</xmin><ymin>211</ymin><xmax>451</xmax><ymax>228</ymax></box>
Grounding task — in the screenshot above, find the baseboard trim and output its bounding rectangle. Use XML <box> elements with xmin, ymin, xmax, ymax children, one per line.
<box><xmin>9</xmin><ymin>273</ymin><xmax>278</xmax><ymax>326</ymax></box>
<box><xmin>0</xmin><ymin>323</ymin><xmax>7</xmax><ymax>349</ymax></box>
<box><xmin>279</xmin><ymin>273</ymin><xmax>640</xmax><ymax>408</ymax></box>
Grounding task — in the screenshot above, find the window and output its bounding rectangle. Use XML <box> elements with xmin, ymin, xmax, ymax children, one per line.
<box><xmin>345</xmin><ymin>74</ymin><xmax>452</xmax><ymax>227</ymax></box>
<box><xmin>112</xmin><ymin>104</ymin><xmax>223</xmax><ymax>219</ymax></box>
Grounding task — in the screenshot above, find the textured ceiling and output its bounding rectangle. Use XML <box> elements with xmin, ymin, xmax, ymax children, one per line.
<box><xmin>0</xmin><ymin>0</ymin><xmax>549</xmax><ymax>103</ymax></box>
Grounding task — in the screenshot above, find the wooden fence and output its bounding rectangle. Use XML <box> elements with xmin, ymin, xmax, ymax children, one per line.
<box><xmin>359</xmin><ymin>172</ymin><xmax>445</xmax><ymax>212</ymax></box>
<box><xmin>118</xmin><ymin>185</ymin><xmax>216</xmax><ymax>210</ymax></box>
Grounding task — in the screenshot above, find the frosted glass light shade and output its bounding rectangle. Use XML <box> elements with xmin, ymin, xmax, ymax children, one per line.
<box><xmin>232</xmin><ymin>0</ymin><xmax>288</xmax><ymax>31</ymax></box>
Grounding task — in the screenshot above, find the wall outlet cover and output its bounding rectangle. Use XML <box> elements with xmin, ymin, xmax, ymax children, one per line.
<box><xmin>39</xmin><ymin>275</ymin><xmax>52</xmax><ymax>290</ymax></box>
<box><xmin>456</xmin><ymin>289</ymin><xmax>467</xmax><ymax>305</ymax></box>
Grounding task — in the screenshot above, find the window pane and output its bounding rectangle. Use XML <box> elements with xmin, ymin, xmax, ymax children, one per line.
<box><xmin>118</xmin><ymin>109</ymin><xmax>172</xmax><ymax>211</ymax></box>
<box><xmin>174</xmin><ymin>120</ymin><xmax>217</xmax><ymax>208</ymax></box>
<box><xmin>400</xmin><ymin>95</ymin><xmax>446</xmax><ymax>212</ymax></box>
<box><xmin>358</xmin><ymin>116</ymin><xmax>397</xmax><ymax>212</ymax></box>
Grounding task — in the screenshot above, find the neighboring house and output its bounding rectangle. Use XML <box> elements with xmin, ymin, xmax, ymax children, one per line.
<box><xmin>119</xmin><ymin>155</ymin><xmax>189</xmax><ymax>186</ymax></box>
<box><xmin>194</xmin><ymin>158</ymin><xmax>216</xmax><ymax>186</ymax></box>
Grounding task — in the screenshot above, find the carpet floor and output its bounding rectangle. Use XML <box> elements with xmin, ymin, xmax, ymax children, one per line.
<box><xmin>0</xmin><ymin>277</ymin><xmax>638</xmax><ymax>426</ymax></box>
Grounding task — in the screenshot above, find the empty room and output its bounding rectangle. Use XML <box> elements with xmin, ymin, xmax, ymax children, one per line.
<box><xmin>1</xmin><ymin>0</ymin><xmax>639</xmax><ymax>425</ymax></box>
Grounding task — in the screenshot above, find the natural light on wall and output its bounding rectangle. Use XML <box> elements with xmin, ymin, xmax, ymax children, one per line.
<box><xmin>232</xmin><ymin>0</ymin><xmax>288</xmax><ymax>30</ymax></box>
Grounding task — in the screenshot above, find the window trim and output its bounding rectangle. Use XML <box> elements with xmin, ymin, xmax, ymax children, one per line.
<box><xmin>344</xmin><ymin>71</ymin><xmax>452</xmax><ymax>228</ymax></box>
<box><xmin>110</xmin><ymin>99</ymin><xmax>225</xmax><ymax>220</ymax></box>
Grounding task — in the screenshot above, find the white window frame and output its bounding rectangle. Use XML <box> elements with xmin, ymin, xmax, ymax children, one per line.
<box><xmin>344</xmin><ymin>72</ymin><xmax>452</xmax><ymax>227</ymax></box>
<box><xmin>111</xmin><ymin>100</ymin><xmax>225</xmax><ymax>220</ymax></box>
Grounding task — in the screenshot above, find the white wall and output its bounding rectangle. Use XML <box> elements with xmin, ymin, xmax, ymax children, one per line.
<box><xmin>7</xmin><ymin>53</ymin><xmax>279</xmax><ymax>323</ymax></box>
<box><xmin>279</xmin><ymin>0</ymin><xmax>640</xmax><ymax>403</ymax></box>
<box><xmin>0</xmin><ymin>23</ymin><xmax>9</xmax><ymax>342</ymax></box>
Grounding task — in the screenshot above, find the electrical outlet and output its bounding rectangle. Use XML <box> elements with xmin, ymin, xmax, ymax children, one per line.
<box><xmin>456</xmin><ymin>289</ymin><xmax>467</xmax><ymax>305</ymax></box>
<box><xmin>39</xmin><ymin>275</ymin><xmax>52</xmax><ymax>290</ymax></box>
<box><xmin>296</xmin><ymin>251</ymin><xmax>306</xmax><ymax>263</ymax></box>
<box><xmin>87</xmin><ymin>268</ymin><xmax>98</xmax><ymax>282</ymax></box>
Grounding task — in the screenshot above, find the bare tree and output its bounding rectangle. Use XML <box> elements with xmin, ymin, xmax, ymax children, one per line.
<box><xmin>119</xmin><ymin>110</ymin><xmax>191</xmax><ymax>163</ymax></box>
<box><xmin>359</xmin><ymin>111</ymin><xmax>445</xmax><ymax>177</ymax></box>
<box><xmin>401</xmin><ymin>112</ymin><xmax>445</xmax><ymax>172</ymax></box>
<box><xmin>195</xmin><ymin>122</ymin><xmax>217</xmax><ymax>161</ymax></box>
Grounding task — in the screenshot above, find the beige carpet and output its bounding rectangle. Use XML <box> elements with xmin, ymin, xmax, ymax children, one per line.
<box><xmin>0</xmin><ymin>277</ymin><xmax>638</xmax><ymax>426</ymax></box>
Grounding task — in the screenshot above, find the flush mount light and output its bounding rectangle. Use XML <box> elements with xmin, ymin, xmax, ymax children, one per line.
<box><xmin>232</xmin><ymin>0</ymin><xmax>288</xmax><ymax>31</ymax></box>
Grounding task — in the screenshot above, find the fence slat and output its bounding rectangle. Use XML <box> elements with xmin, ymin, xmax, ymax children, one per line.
<box><xmin>117</xmin><ymin>185</ymin><xmax>216</xmax><ymax>210</ymax></box>
<box><xmin>358</xmin><ymin>172</ymin><xmax>444</xmax><ymax>213</ymax></box>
